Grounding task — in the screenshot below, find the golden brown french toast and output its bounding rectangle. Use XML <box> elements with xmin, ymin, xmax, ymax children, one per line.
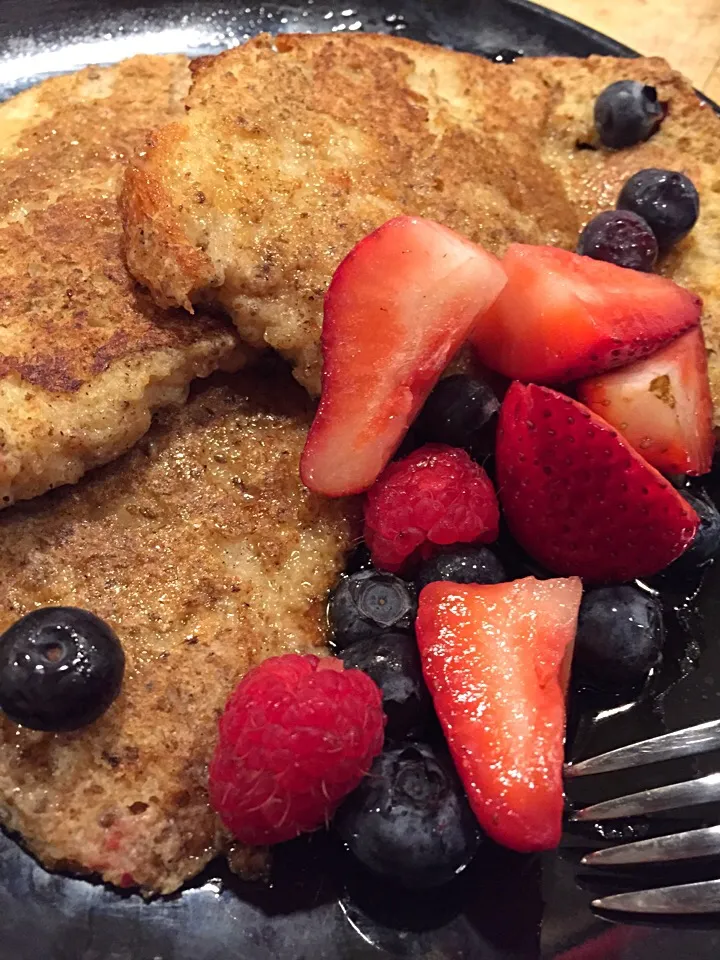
<box><xmin>0</xmin><ymin>54</ymin><xmax>247</xmax><ymax>508</ymax></box>
<box><xmin>0</xmin><ymin>366</ymin><xmax>357</xmax><ymax>894</ymax></box>
<box><xmin>121</xmin><ymin>34</ymin><xmax>720</xmax><ymax>419</ymax></box>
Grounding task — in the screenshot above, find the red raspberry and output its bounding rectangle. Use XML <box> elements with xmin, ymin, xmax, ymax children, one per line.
<box><xmin>208</xmin><ymin>654</ymin><xmax>384</xmax><ymax>845</ymax></box>
<box><xmin>364</xmin><ymin>444</ymin><xmax>499</xmax><ymax>573</ymax></box>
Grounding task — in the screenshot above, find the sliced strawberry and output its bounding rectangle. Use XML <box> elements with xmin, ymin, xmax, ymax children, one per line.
<box><xmin>470</xmin><ymin>244</ymin><xmax>701</xmax><ymax>383</ymax></box>
<box><xmin>300</xmin><ymin>217</ymin><xmax>507</xmax><ymax>497</ymax></box>
<box><xmin>577</xmin><ymin>326</ymin><xmax>714</xmax><ymax>477</ymax></box>
<box><xmin>416</xmin><ymin>576</ymin><xmax>582</xmax><ymax>852</ymax></box>
<box><xmin>496</xmin><ymin>382</ymin><xmax>699</xmax><ymax>582</ymax></box>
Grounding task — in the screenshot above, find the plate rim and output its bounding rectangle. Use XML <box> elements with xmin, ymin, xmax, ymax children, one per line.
<box><xmin>503</xmin><ymin>0</ymin><xmax>719</xmax><ymax>110</ymax></box>
<box><xmin>502</xmin><ymin>0</ymin><xmax>638</xmax><ymax>58</ymax></box>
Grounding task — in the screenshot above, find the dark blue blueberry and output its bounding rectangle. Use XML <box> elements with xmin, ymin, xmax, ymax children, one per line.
<box><xmin>617</xmin><ymin>168</ymin><xmax>699</xmax><ymax>249</ymax></box>
<box><xmin>666</xmin><ymin>490</ymin><xmax>720</xmax><ymax>575</ymax></box>
<box><xmin>577</xmin><ymin>210</ymin><xmax>658</xmax><ymax>272</ymax></box>
<box><xmin>0</xmin><ymin>607</ymin><xmax>125</xmax><ymax>732</ymax></box>
<box><xmin>594</xmin><ymin>80</ymin><xmax>665</xmax><ymax>148</ymax></box>
<box><xmin>416</xmin><ymin>547</ymin><xmax>506</xmax><ymax>593</ymax></box>
<box><xmin>573</xmin><ymin>586</ymin><xmax>664</xmax><ymax>694</ymax></box>
<box><xmin>329</xmin><ymin>570</ymin><xmax>417</xmax><ymax>649</ymax></box>
<box><xmin>340</xmin><ymin>632</ymin><xmax>432</xmax><ymax>740</ymax></box>
<box><xmin>415</xmin><ymin>375</ymin><xmax>499</xmax><ymax>451</ymax></box>
<box><xmin>336</xmin><ymin>742</ymin><xmax>481</xmax><ymax>888</ymax></box>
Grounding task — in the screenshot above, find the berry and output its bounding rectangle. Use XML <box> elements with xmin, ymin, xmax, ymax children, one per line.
<box><xmin>577</xmin><ymin>210</ymin><xmax>658</xmax><ymax>272</ymax></box>
<box><xmin>0</xmin><ymin>607</ymin><xmax>125</xmax><ymax>732</ymax></box>
<box><xmin>578</xmin><ymin>326</ymin><xmax>713</xmax><ymax>476</ymax></box>
<box><xmin>415</xmin><ymin>374</ymin><xmax>499</xmax><ymax>450</ymax></box>
<box><xmin>594</xmin><ymin>80</ymin><xmax>665</xmax><ymax>149</ymax></box>
<box><xmin>416</xmin><ymin>577</ymin><xmax>582</xmax><ymax>852</ymax></box>
<box><xmin>416</xmin><ymin>547</ymin><xmax>507</xmax><ymax>593</ymax></box>
<box><xmin>300</xmin><ymin>216</ymin><xmax>507</xmax><ymax>497</ymax></box>
<box><xmin>618</xmin><ymin>169</ymin><xmax>700</xmax><ymax>249</ymax></box>
<box><xmin>209</xmin><ymin>654</ymin><xmax>384</xmax><ymax>846</ymax></box>
<box><xmin>328</xmin><ymin>570</ymin><xmax>417</xmax><ymax>649</ymax></box>
<box><xmin>496</xmin><ymin>382</ymin><xmax>699</xmax><ymax>582</ymax></box>
<box><xmin>667</xmin><ymin>490</ymin><xmax>720</xmax><ymax>575</ymax></box>
<box><xmin>470</xmin><ymin>244</ymin><xmax>700</xmax><ymax>383</ymax></box>
<box><xmin>364</xmin><ymin>444</ymin><xmax>499</xmax><ymax>574</ymax></box>
<box><xmin>335</xmin><ymin>742</ymin><xmax>481</xmax><ymax>888</ymax></box>
<box><xmin>573</xmin><ymin>586</ymin><xmax>664</xmax><ymax>694</ymax></box>
<box><xmin>340</xmin><ymin>632</ymin><xmax>432</xmax><ymax>740</ymax></box>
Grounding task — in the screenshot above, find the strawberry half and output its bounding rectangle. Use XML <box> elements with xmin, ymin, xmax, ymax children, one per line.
<box><xmin>416</xmin><ymin>576</ymin><xmax>582</xmax><ymax>852</ymax></box>
<box><xmin>496</xmin><ymin>382</ymin><xmax>699</xmax><ymax>582</ymax></box>
<box><xmin>577</xmin><ymin>326</ymin><xmax>714</xmax><ymax>477</ymax></box>
<box><xmin>300</xmin><ymin>217</ymin><xmax>507</xmax><ymax>497</ymax></box>
<box><xmin>470</xmin><ymin>244</ymin><xmax>701</xmax><ymax>383</ymax></box>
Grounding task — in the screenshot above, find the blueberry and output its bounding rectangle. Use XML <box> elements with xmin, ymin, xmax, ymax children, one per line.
<box><xmin>617</xmin><ymin>169</ymin><xmax>699</xmax><ymax>249</ymax></box>
<box><xmin>0</xmin><ymin>607</ymin><xmax>125</xmax><ymax>731</ymax></box>
<box><xmin>666</xmin><ymin>490</ymin><xmax>720</xmax><ymax>575</ymax></box>
<box><xmin>336</xmin><ymin>742</ymin><xmax>481</xmax><ymax>888</ymax></box>
<box><xmin>415</xmin><ymin>375</ymin><xmax>499</xmax><ymax>450</ymax></box>
<box><xmin>594</xmin><ymin>80</ymin><xmax>665</xmax><ymax>149</ymax></box>
<box><xmin>340</xmin><ymin>632</ymin><xmax>432</xmax><ymax>740</ymax></box>
<box><xmin>573</xmin><ymin>586</ymin><xmax>664</xmax><ymax>694</ymax></box>
<box><xmin>416</xmin><ymin>547</ymin><xmax>507</xmax><ymax>593</ymax></box>
<box><xmin>329</xmin><ymin>570</ymin><xmax>417</xmax><ymax>649</ymax></box>
<box><xmin>577</xmin><ymin>210</ymin><xmax>658</xmax><ymax>272</ymax></box>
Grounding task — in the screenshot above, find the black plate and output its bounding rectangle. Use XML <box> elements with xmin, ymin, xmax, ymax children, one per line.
<box><xmin>2</xmin><ymin>2</ymin><xmax>720</xmax><ymax>958</ymax></box>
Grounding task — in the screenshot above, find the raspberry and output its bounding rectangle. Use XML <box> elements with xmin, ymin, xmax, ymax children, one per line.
<box><xmin>364</xmin><ymin>444</ymin><xmax>499</xmax><ymax>573</ymax></box>
<box><xmin>208</xmin><ymin>654</ymin><xmax>385</xmax><ymax>846</ymax></box>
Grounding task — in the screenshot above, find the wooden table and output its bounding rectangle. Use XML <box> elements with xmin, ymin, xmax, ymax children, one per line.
<box><xmin>543</xmin><ymin>0</ymin><xmax>720</xmax><ymax>100</ymax></box>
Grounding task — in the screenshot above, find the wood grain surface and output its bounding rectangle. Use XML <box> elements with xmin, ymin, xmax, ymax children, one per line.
<box><xmin>544</xmin><ymin>0</ymin><xmax>720</xmax><ymax>99</ymax></box>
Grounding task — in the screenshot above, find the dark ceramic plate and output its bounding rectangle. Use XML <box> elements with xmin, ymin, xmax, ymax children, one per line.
<box><xmin>2</xmin><ymin>2</ymin><xmax>720</xmax><ymax>958</ymax></box>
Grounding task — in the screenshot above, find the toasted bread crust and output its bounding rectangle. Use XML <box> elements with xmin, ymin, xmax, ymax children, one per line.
<box><xmin>0</xmin><ymin>369</ymin><xmax>358</xmax><ymax>895</ymax></box>
<box><xmin>121</xmin><ymin>123</ymin><xmax>218</xmax><ymax>312</ymax></box>
<box><xmin>0</xmin><ymin>55</ymin><xmax>247</xmax><ymax>507</ymax></box>
<box><xmin>122</xmin><ymin>35</ymin><xmax>720</xmax><ymax>421</ymax></box>
<box><xmin>121</xmin><ymin>33</ymin><xmax>581</xmax><ymax>393</ymax></box>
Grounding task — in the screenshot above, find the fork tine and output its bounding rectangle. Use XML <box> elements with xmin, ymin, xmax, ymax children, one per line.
<box><xmin>571</xmin><ymin>772</ymin><xmax>720</xmax><ymax>821</ymax></box>
<box><xmin>593</xmin><ymin>879</ymin><xmax>720</xmax><ymax>914</ymax></box>
<box><xmin>582</xmin><ymin>825</ymin><xmax>720</xmax><ymax>867</ymax></box>
<box><xmin>565</xmin><ymin>719</ymin><xmax>720</xmax><ymax>778</ymax></box>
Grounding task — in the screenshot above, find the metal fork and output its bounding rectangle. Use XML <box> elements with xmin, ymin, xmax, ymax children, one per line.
<box><xmin>565</xmin><ymin>719</ymin><xmax>720</xmax><ymax>915</ymax></box>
